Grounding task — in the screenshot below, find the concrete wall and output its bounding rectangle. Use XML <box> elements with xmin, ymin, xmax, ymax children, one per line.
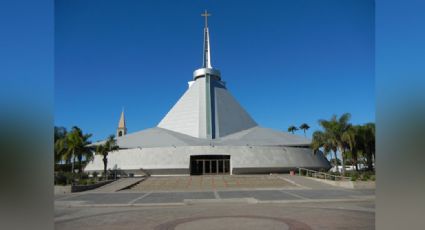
<box><xmin>71</xmin><ymin>180</ymin><xmax>114</xmax><ymax>193</ymax></box>
<box><xmin>85</xmin><ymin>145</ymin><xmax>330</xmax><ymax>175</ymax></box>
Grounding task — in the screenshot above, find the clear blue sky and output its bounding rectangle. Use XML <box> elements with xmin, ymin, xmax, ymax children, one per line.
<box><xmin>55</xmin><ymin>0</ymin><xmax>375</xmax><ymax>142</ymax></box>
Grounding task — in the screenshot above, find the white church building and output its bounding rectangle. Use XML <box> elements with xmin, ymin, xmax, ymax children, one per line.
<box><xmin>85</xmin><ymin>11</ymin><xmax>331</xmax><ymax>176</ymax></box>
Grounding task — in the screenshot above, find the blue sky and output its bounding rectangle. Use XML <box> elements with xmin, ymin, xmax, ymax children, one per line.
<box><xmin>55</xmin><ymin>0</ymin><xmax>374</xmax><ymax>142</ymax></box>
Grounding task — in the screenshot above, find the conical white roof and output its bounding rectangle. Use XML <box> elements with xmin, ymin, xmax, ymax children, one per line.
<box><xmin>157</xmin><ymin>78</ymin><xmax>257</xmax><ymax>139</ymax></box>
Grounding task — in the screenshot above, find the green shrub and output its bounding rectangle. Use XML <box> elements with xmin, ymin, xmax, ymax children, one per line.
<box><xmin>54</xmin><ymin>163</ymin><xmax>72</xmax><ymax>172</ymax></box>
<box><xmin>360</xmin><ymin>171</ymin><xmax>375</xmax><ymax>181</ymax></box>
<box><xmin>329</xmin><ymin>172</ymin><xmax>342</xmax><ymax>179</ymax></box>
<box><xmin>361</xmin><ymin>173</ymin><xmax>370</xmax><ymax>181</ymax></box>
<box><xmin>80</xmin><ymin>173</ymin><xmax>89</xmax><ymax>180</ymax></box>
<box><xmin>54</xmin><ymin>172</ymin><xmax>74</xmax><ymax>185</ymax></box>
<box><xmin>345</xmin><ymin>171</ymin><xmax>359</xmax><ymax>181</ymax></box>
<box><xmin>76</xmin><ymin>178</ymin><xmax>97</xmax><ymax>185</ymax></box>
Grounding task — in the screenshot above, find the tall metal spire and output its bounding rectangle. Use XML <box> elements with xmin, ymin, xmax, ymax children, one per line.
<box><xmin>193</xmin><ymin>10</ymin><xmax>221</xmax><ymax>81</ymax></box>
<box><xmin>201</xmin><ymin>10</ymin><xmax>212</xmax><ymax>68</ymax></box>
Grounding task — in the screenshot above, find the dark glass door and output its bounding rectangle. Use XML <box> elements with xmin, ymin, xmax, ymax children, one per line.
<box><xmin>190</xmin><ymin>155</ymin><xmax>230</xmax><ymax>175</ymax></box>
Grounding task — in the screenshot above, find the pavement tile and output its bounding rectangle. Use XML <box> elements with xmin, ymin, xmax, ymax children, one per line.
<box><xmin>64</xmin><ymin>193</ymin><xmax>143</xmax><ymax>204</ymax></box>
<box><xmin>287</xmin><ymin>189</ymin><xmax>360</xmax><ymax>199</ymax></box>
<box><xmin>218</xmin><ymin>190</ymin><xmax>298</xmax><ymax>201</ymax></box>
<box><xmin>135</xmin><ymin>192</ymin><xmax>215</xmax><ymax>204</ymax></box>
<box><xmin>131</xmin><ymin>175</ymin><xmax>294</xmax><ymax>191</ymax></box>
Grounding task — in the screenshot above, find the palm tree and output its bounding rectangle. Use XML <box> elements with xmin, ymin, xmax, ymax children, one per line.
<box><xmin>311</xmin><ymin>131</ymin><xmax>331</xmax><ymax>155</ymax></box>
<box><xmin>311</xmin><ymin>130</ymin><xmax>337</xmax><ymax>168</ymax></box>
<box><xmin>335</xmin><ymin>113</ymin><xmax>352</xmax><ymax>174</ymax></box>
<box><xmin>63</xmin><ymin>126</ymin><xmax>92</xmax><ymax>175</ymax></box>
<box><xmin>95</xmin><ymin>145</ymin><xmax>108</xmax><ymax>179</ymax></box>
<box><xmin>311</xmin><ymin>131</ymin><xmax>324</xmax><ymax>154</ymax></box>
<box><xmin>299</xmin><ymin>123</ymin><xmax>310</xmax><ymax>137</ymax></box>
<box><xmin>76</xmin><ymin>132</ymin><xmax>93</xmax><ymax>173</ymax></box>
<box><xmin>64</xmin><ymin>127</ymin><xmax>79</xmax><ymax>174</ymax></box>
<box><xmin>318</xmin><ymin>118</ymin><xmax>338</xmax><ymax>172</ymax></box>
<box><xmin>342</xmin><ymin>126</ymin><xmax>358</xmax><ymax>171</ymax></box>
<box><xmin>54</xmin><ymin>126</ymin><xmax>68</xmax><ymax>165</ymax></box>
<box><xmin>95</xmin><ymin>135</ymin><xmax>119</xmax><ymax>180</ymax></box>
<box><xmin>362</xmin><ymin>123</ymin><xmax>375</xmax><ymax>171</ymax></box>
<box><xmin>287</xmin><ymin>125</ymin><xmax>298</xmax><ymax>134</ymax></box>
<box><xmin>319</xmin><ymin>113</ymin><xmax>352</xmax><ymax>174</ymax></box>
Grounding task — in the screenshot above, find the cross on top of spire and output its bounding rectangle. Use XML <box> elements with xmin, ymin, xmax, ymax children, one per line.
<box><xmin>201</xmin><ymin>10</ymin><xmax>211</xmax><ymax>27</ymax></box>
<box><xmin>193</xmin><ymin>10</ymin><xmax>221</xmax><ymax>80</ymax></box>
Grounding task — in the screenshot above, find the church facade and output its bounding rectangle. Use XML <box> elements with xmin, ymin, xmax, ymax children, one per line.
<box><xmin>85</xmin><ymin>11</ymin><xmax>331</xmax><ymax>176</ymax></box>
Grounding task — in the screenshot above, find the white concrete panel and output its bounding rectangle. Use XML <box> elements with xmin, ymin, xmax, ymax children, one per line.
<box><xmin>157</xmin><ymin>79</ymin><xmax>201</xmax><ymax>137</ymax></box>
<box><xmin>214</xmin><ymin>87</ymin><xmax>257</xmax><ymax>137</ymax></box>
<box><xmin>157</xmin><ymin>76</ymin><xmax>258</xmax><ymax>139</ymax></box>
<box><xmin>85</xmin><ymin>145</ymin><xmax>330</xmax><ymax>174</ymax></box>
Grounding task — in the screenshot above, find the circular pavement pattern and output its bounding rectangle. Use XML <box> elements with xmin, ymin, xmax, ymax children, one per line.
<box><xmin>154</xmin><ymin>215</ymin><xmax>311</xmax><ymax>230</ymax></box>
<box><xmin>55</xmin><ymin>203</ymin><xmax>374</xmax><ymax>230</ymax></box>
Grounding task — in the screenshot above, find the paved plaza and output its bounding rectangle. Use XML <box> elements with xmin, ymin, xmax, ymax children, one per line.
<box><xmin>56</xmin><ymin>189</ymin><xmax>374</xmax><ymax>206</ymax></box>
<box><xmin>55</xmin><ymin>175</ymin><xmax>375</xmax><ymax>229</ymax></box>
<box><xmin>130</xmin><ymin>174</ymin><xmax>296</xmax><ymax>191</ymax></box>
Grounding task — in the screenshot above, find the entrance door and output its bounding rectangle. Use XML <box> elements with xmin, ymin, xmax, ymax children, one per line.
<box><xmin>190</xmin><ymin>155</ymin><xmax>230</xmax><ymax>175</ymax></box>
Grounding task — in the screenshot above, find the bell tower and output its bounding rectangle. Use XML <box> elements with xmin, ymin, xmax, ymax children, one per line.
<box><xmin>117</xmin><ymin>108</ymin><xmax>127</xmax><ymax>137</ymax></box>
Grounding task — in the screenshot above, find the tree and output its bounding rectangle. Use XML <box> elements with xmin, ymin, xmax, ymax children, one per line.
<box><xmin>95</xmin><ymin>135</ymin><xmax>119</xmax><ymax>179</ymax></box>
<box><xmin>312</xmin><ymin>114</ymin><xmax>375</xmax><ymax>173</ymax></box>
<box><xmin>64</xmin><ymin>127</ymin><xmax>79</xmax><ymax>174</ymax></box>
<box><xmin>318</xmin><ymin>113</ymin><xmax>352</xmax><ymax>174</ymax></box>
<box><xmin>76</xmin><ymin>132</ymin><xmax>93</xmax><ymax>173</ymax></box>
<box><xmin>342</xmin><ymin>126</ymin><xmax>358</xmax><ymax>171</ymax></box>
<box><xmin>54</xmin><ymin>126</ymin><xmax>67</xmax><ymax>142</ymax></box>
<box><xmin>329</xmin><ymin>158</ymin><xmax>341</xmax><ymax>166</ymax></box>
<box><xmin>63</xmin><ymin>126</ymin><xmax>92</xmax><ymax>175</ymax></box>
<box><xmin>311</xmin><ymin>131</ymin><xmax>332</xmax><ymax>156</ymax></box>
<box><xmin>362</xmin><ymin>123</ymin><xmax>375</xmax><ymax>171</ymax></box>
<box><xmin>287</xmin><ymin>125</ymin><xmax>298</xmax><ymax>134</ymax></box>
<box><xmin>54</xmin><ymin>126</ymin><xmax>68</xmax><ymax>164</ymax></box>
<box><xmin>299</xmin><ymin>123</ymin><xmax>310</xmax><ymax>137</ymax></box>
<box><xmin>95</xmin><ymin>145</ymin><xmax>108</xmax><ymax>179</ymax></box>
<box><xmin>311</xmin><ymin>130</ymin><xmax>337</xmax><ymax>168</ymax></box>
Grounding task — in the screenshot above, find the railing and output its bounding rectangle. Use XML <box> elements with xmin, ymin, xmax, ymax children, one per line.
<box><xmin>298</xmin><ymin>168</ymin><xmax>351</xmax><ymax>181</ymax></box>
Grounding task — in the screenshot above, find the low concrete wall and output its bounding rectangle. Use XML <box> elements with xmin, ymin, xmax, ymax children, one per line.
<box><xmin>71</xmin><ymin>180</ymin><xmax>114</xmax><ymax>193</ymax></box>
<box><xmin>233</xmin><ymin>167</ymin><xmax>326</xmax><ymax>174</ymax></box>
<box><xmin>54</xmin><ymin>185</ymin><xmax>71</xmax><ymax>195</ymax></box>
<box><xmin>305</xmin><ymin>177</ymin><xmax>354</xmax><ymax>189</ymax></box>
<box><xmin>353</xmin><ymin>181</ymin><xmax>376</xmax><ymax>189</ymax></box>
